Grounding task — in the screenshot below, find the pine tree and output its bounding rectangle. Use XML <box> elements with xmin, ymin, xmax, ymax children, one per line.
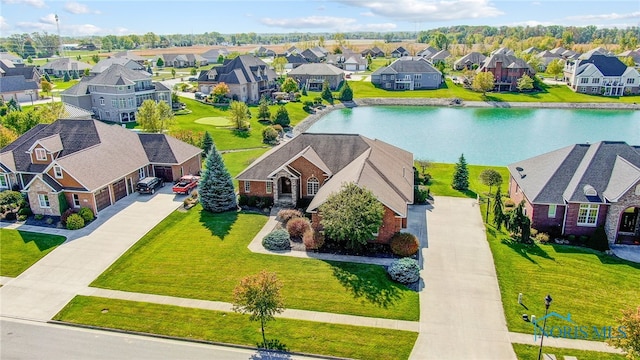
<box><xmin>199</xmin><ymin>141</ymin><xmax>237</xmax><ymax>213</ymax></box>
<box><xmin>451</xmin><ymin>154</ymin><xmax>469</xmax><ymax>191</ymax></box>
<box><xmin>63</xmin><ymin>71</ymin><xmax>71</xmax><ymax>82</ymax></box>
<box><xmin>338</xmin><ymin>80</ymin><xmax>353</xmax><ymax>101</ymax></box>
<box><xmin>44</xmin><ymin>73</ymin><xmax>51</xmax><ymax>82</ymax></box>
<box><xmin>321</xmin><ymin>80</ymin><xmax>333</xmax><ymax>104</ymax></box>
<box><xmin>493</xmin><ymin>187</ymin><xmax>504</xmax><ymax>230</ymax></box>
<box><xmin>257</xmin><ymin>97</ymin><xmax>271</xmax><ymax>120</ymax></box>
<box><xmin>201</xmin><ymin>131</ymin><xmax>213</xmax><ymax>155</ymax></box>
<box><xmin>273</xmin><ymin>106</ymin><xmax>290</xmax><ymax>127</ymax></box>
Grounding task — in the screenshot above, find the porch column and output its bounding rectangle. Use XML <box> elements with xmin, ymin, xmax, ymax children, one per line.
<box><xmin>272</xmin><ymin>177</ymin><xmax>279</xmax><ymax>203</ymax></box>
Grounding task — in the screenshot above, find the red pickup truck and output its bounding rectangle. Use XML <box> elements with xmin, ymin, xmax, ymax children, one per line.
<box><xmin>172</xmin><ymin>175</ymin><xmax>200</xmax><ymax>194</ymax></box>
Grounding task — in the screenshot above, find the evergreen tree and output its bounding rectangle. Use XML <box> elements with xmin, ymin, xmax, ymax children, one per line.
<box><xmin>273</xmin><ymin>106</ymin><xmax>290</xmax><ymax>127</ymax></box>
<box><xmin>156</xmin><ymin>57</ymin><xmax>164</xmax><ymax>67</ymax></box>
<box><xmin>301</xmin><ymin>86</ymin><xmax>307</xmax><ymax>96</ymax></box>
<box><xmin>321</xmin><ymin>80</ymin><xmax>333</xmax><ymax>104</ymax></box>
<box><xmin>63</xmin><ymin>71</ymin><xmax>71</xmax><ymax>82</ymax></box>
<box><xmin>72</xmin><ymin>70</ymin><xmax>79</xmax><ymax>80</ymax></box>
<box><xmin>201</xmin><ymin>131</ymin><xmax>213</xmax><ymax>155</ymax></box>
<box><xmin>199</xmin><ymin>141</ymin><xmax>237</xmax><ymax>213</ymax></box>
<box><xmin>146</xmin><ymin>64</ymin><xmax>153</xmax><ymax>74</ymax></box>
<box><xmin>44</xmin><ymin>73</ymin><xmax>51</xmax><ymax>82</ymax></box>
<box><xmin>451</xmin><ymin>154</ymin><xmax>469</xmax><ymax>191</ymax></box>
<box><xmin>338</xmin><ymin>80</ymin><xmax>353</xmax><ymax>101</ymax></box>
<box><xmin>493</xmin><ymin>187</ymin><xmax>504</xmax><ymax>230</ymax></box>
<box><xmin>257</xmin><ymin>97</ymin><xmax>271</xmax><ymax>120</ymax></box>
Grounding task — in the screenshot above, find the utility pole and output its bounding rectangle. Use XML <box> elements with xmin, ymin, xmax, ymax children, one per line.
<box><xmin>55</xmin><ymin>14</ymin><xmax>64</xmax><ymax>57</ymax></box>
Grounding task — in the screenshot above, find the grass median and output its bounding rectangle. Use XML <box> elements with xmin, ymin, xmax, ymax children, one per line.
<box><xmin>511</xmin><ymin>344</ymin><xmax>625</xmax><ymax>360</ymax></box>
<box><xmin>91</xmin><ymin>210</ymin><xmax>419</xmax><ymax>321</ymax></box>
<box><xmin>55</xmin><ymin>296</ymin><xmax>418</xmax><ymax>360</ymax></box>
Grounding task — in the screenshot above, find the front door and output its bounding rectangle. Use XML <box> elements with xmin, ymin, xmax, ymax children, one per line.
<box><xmin>620</xmin><ymin>209</ymin><xmax>638</xmax><ymax>233</ymax></box>
<box><xmin>280</xmin><ymin>177</ymin><xmax>292</xmax><ymax>194</ymax></box>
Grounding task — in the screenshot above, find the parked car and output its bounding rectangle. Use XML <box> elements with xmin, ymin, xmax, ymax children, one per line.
<box><xmin>345</xmin><ymin>73</ymin><xmax>351</xmax><ymax>79</ymax></box>
<box><xmin>172</xmin><ymin>175</ymin><xmax>200</xmax><ymax>194</ymax></box>
<box><xmin>188</xmin><ymin>77</ymin><xmax>198</xmax><ymax>81</ymax></box>
<box><xmin>136</xmin><ymin>177</ymin><xmax>164</xmax><ymax>194</ymax></box>
<box><xmin>195</xmin><ymin>92</ymin><xmax>205</xmax><ymax>100</ymax></box>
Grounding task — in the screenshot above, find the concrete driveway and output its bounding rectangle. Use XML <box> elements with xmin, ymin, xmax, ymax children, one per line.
<box><xmin>0</xmin><ymin>186</ymin><xmax>184</xmax><ymax>321</ymax></box>
<box><xmin>410</xmin><ymin>196</ymin><xmax>516</xmax><ymax>360</ymax></box>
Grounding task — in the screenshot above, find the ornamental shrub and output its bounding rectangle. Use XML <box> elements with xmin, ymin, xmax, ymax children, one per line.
<box><xmin>34</xmin><ymin>214</ymin><xmax>44</xmax><ymax>220</ymax></box>
<box><xmin>65</xmin><ymin>214</ymin><xmax>85</xmax><ymax>230</ymax></box>
<box><xmin>387</xmin><ymin>258</ymin><xmax>420</xmax><ymax>284</ymax></box>
<box><xmin>18</xmin><ymin>207</ymin><xmax>32</xmax><ymax>216</ymax></box>
<box><xmin>535</xmin><ymin>232</ymin><xmax>550</xmax><ymax>244</ymax></box>
<box><xmin>78</xmin><ymin>207</ymin><xmax>95</xmax><ymax>222</ymax></box>
<box><xmin>587</xmin><ymin>226</ymin><xmax>609</xmax><ymax>252</ymax></box>
<box><xmin>286</xmin><ymin>217</ymin><xmax>311</xmax><ymax>238</ymax></box>
<box><xmin>4</xmin><ymin>212</ymin><xmax>16</xmax><ymax>221</ymax></box>
<box><xmin>390</xmin><ymin>232</ymin><xmax>419</xmax><ymax>257</ymax></box>
<box><xmin>262</xmin><ymin>229</ymin><xmax>290</xmax><ymax>251</ymax></box>
<box><xmin>61</xmin><ymin>208</ymin><xmax>75</xmax><ymax>225</ymax></box>
<box><xmin>303</xmin><ymin>229</ymin><xmax>325</xmax><ymax>250</ymax></box>
<box><xmin>18</xmin><ymin>214</ymin><xmax>28</xmax><ymax>221</ymax></box>
<box><xmin>277</xmin><ymin>209</ymin><xmax>303</xmax><ymax>223</ymax></box>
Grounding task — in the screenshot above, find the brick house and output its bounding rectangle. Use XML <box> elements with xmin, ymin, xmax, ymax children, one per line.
<box><xmin>0</xmin><ymin>119</ymin><xmax>202</xmax><ymax>216</ymax></box>
<box><xmin>508</xmin><ymin>141</ymin><xmax>640</xmax><ymax>245</ymax></box>
<box><xmin>477</xmin><ymin>52</ymin><xmax>535</xmax><ymax>91</ymax></box>
<box><xmin>236</xmin><ymin>133</ymin><xmax>414</xmax><ymax>243</ymax></box>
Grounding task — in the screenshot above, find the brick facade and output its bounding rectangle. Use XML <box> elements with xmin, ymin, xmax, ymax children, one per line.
<box><xmin>530</xmin><ymin>203</ymin><xmax>565</xmax><ymax>237</ymax></box>
<box><xmin>563</xmin><ymin>203</ymin><xmax>609</xmax><ymax>238</ymax></box>
<box><xmin>288</xmin><ymin>157</ymin><xmax>328</xmax><ymax>199</ymax></box>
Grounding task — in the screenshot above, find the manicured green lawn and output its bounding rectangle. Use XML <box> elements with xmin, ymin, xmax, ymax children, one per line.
<box><xmin>194</xmin><ymin>116</ymin><xmax>232</xmax><ymax>126</ymax></box>
<box><xmin>512</xmin><ymin>344</ymin><xmax>625</xmax><ymax>360</ymax></box>
<box><xmin>221</xmin><ymin>148</ymin><xmax>269</xmax><ymax>188</ymax></box>
<box><xmin>91</xmin><ymin>210</ymin><xmax>419</xmax><ymax>321</ymax></box>
<box><xmin>488</xmin><ymin>224</ymin><xmax>640</xmax><ymax>336</ymax></box>
<box><xmin>420</xmin><ymin>162</ymin><xmax>509</xmax><ymax>198</ymax></box>
<box><xmin>350</xmin><ymin>79</ymin><xmax>640</xmax><ymax>103</ymax></box>
<box><xmin>0</xmin><ymin>229</ymin><xmax>66</xmax><ymax>277</ymax></box>
<box><xmin>55</xmin><ymin>296</ymin><xmax>417</xmax><ymax>360</ymax></box>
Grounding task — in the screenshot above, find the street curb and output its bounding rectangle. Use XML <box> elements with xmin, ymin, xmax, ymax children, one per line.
<box><xmin>47</xmin><ymin>320</ymin><xmax>351</xmax><ymax>360</ymax></box>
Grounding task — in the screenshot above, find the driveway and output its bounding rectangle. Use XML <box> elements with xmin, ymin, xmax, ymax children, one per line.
<box><xmin>0</xmin><ymin>186</ymin><xmax>183</xmax><ymax>321</ymax></box>
<box><xmin>409</xmin><ymin>196</ymin><xmax>516</xmax><ymax>360</ymax></box>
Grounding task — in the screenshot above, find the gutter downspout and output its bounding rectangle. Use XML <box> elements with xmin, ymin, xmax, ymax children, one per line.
<box><xmin>561</xmin><ymin>201</ymin><xmax>569</xmax><ymax>236</ymax></box>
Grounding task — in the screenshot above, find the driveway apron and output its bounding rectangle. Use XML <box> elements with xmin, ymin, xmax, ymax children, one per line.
<box><xmin>0</xmin><ymin>188</ymin><xmax>183</xmax><ymax>321</ymax></box>
<box><xmin>409</xmin><ymin>196</ymin><xmax>516</xmax><ymax>360</ymax></box>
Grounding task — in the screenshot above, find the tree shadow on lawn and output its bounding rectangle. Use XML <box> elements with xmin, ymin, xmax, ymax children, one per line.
<box><xmin>492</xmin><ymin>228</ymin><xmax>555</xmax><ymax>264</ymax></box>
<box><xmin>250</xmin><ymin>339</ymin><xmax>291</xmax><ymax>359</ymax></box>
<box><xmin>198</xmin><ymin>210</ymin><xmax>238</xmax><ymax>240</ymax></box>
<box><xmin>330</xmin><ymin>262</ymin><xmax>403</xmax><ymax>309</ymax></box>
<box><xmin>232</xmin><ymin>129</ymin><xmax>251</xmax><ymax>138</ymax></box>
<box><xmin>551</xmin><ymin>244</ymin><xmax>640</xmax><ymax>269</ymax></box>
<box><xmin>19</xmin><ymin>231</ymin><xmax>65</xmax><ymax>251</ymax></box>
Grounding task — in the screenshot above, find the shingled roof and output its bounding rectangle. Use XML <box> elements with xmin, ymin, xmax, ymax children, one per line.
<box><xmin>237</xmin><ymin>133</ymin><xmax>414</xmax><ymax>217</ymax></box>
<box><xmin>199</xmin><ymin>55</ymin><xmax>276</xmax><ymax>85</ymax></box>
<box><xmin>372</xmin><ymin>57</ymin><xmax>441</xmax><ymax>75</ymax></box>
<box><xmin>508</xmin><ymin>141</ymin><xmax>640</xmax><ymax>205</ymax></box>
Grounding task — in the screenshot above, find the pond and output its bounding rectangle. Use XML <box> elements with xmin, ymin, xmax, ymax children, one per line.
<box><xmin>306</xmin><ymin>106</ymin><xmax>640</xmax><ymax>165</ymax></box>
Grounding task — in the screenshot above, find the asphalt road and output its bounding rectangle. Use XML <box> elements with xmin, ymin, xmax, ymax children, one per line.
<box><xmin>0</xmin><ymin>318</ymin><xmax>320</xmax><ymax>360</ymax></box>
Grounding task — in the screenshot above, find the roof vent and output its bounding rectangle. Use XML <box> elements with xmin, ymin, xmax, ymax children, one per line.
<box><xmin>515</xmin><ymin>166</ymin><xmax>525</xmax><ymax>179</ymax></box>
<box><xmin>583</xmin><ymin>185</ymin><xmax>597</xmax><ymax>197</ymax></box>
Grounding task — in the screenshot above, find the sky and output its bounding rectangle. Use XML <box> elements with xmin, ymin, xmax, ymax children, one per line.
<box><xmin>1</xmin><ymin>0</ymin><xmax>639</xmax><ymax>37</ymax></box>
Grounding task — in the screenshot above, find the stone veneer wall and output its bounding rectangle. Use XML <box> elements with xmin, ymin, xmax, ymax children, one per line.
<box><xmin>605</xmin><ymin>183</ymin><xmax>640</xmax><ymax>244</ymax></box>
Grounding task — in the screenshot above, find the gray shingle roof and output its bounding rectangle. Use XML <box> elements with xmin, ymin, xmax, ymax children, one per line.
<box><xmin>91</xmin><ymin>58</ymin><xmax>144</xmax><ymax>73</ymax></box>
<box><xmin>200</xmin><ymin>55</ymin><xmax>276</xmax><ymax>85</ymax></box>
<box><xmin>574</xmin><ymin>54</ymin><xmax>629</xmax><ymax>77</ymax></box>
<box><xmin>237</xmin><ymin>133</ymin><xmax>414</xmax><ymax>217</ymax></box>
<box><xmin>89</xmin><ymin>64</ymin><xmax>149</xmax><ymax>85</ymax></box>
<box><xmin>509</xmin><ymin>141</ymin><xmax>640</xmax><ymax>205</ymax></box>
<box><xmin>454</xmin><ymin>52</ymin><xmax>486</xmax><ymax>68</ymax></box>
<box><xmin>41</xmin><ymin>58</ymin><xmax>92</xmax><ymax>72</ymax></box>
<box><xmin>372</xmin><ymin>57</ymin><xmax>441</xmax><ymax>75</ymax></box>
<box><xmin>288</xmin><ymin>63</ymin><xmax>344</xmax><ymax>76</ymax></box>
<box><xmin>0</xmin><ymin>75</ymin><xmax>39</xmax><ymax>93</ymax></box>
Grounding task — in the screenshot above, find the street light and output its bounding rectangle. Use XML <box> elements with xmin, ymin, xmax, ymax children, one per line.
<box><xmin>537</xmin><ymin>294</ymin><xmax>553</xmax><ymax>360</ymax></box>
<box><xmin>25</xmin><ymin>89</ymin><xmax>34</xmax><ymax>106</ymax></box>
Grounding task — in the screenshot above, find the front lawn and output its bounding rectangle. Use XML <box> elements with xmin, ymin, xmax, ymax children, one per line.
<box><xmin>488</xmin><ymin>224</ymin><xmax>640</xmax><ymax>336</ymax></box>
<box><xmin>0</xmin><ymin>229</ymin><xmax>66</xmax><ymax>277</ymax></box>
<box><xmin>512</xmin><ymin>344</ymin><xmax>625</xmax><ymax>360</ymax></box>
<box><xmin>91</xmin><ymin>210</ymin><xmax>419</xmax><ymax>321</ymax></box>
<box><xmin>350</xmin><ymin>79</ymin><xmax>640</xmax><ymax>103</ymax></box>
<box><xmin>420</xmin><ymin>162</ymin><xmax>510</xmax><ymax>198</ymax></box>
<box><xmin>55</xmin><ymin>296</ymin><xmax>418</xmax><ymax>360</ymax></box>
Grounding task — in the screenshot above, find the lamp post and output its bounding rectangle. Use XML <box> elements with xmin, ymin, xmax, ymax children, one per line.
<box><xmin>537</xmin><ymin>294</ymin><xmax>553</xmax><ymax>360</ymax></box>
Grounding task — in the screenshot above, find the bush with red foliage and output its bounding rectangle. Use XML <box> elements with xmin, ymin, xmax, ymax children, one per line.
<box><xmin>286</xmin><ymin>217</ymin><xmax>311</xmax><ymax>238</ymax></box>
<box><xmin>277</xmin><ymin>209</ymin><xmax>303</xmax><ymax>224</ymax></box>
<box><xmin>303</xmin><ymin>229</ymin><xmax>325</xmax><ymax>250</ymax></box>
<box><xmin>390</xmin><ymin>232</ymin><xmax>419</xmax><ymax>257</ymax></box>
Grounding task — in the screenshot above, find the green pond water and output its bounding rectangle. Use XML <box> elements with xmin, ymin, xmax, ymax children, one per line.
<box><xmin>306</xmin><ymin>106</ymin><xmax>640</xmax><ymax>165</ymax></box>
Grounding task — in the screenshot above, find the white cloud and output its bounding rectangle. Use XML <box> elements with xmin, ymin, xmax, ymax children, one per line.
<box><xmin>360</xmin><ymin>11</ymin><xmax>375</xmax><ymax>17</ymax></box>
<box><xmin>565</xmin><ymin>11</ymin><xmax>640</xmax><ymax>22</ymax></box>
<box><xmin>334</xmin><ymin>0</ymin><xmax>503</xmax><ymax>22</ymax></box>
<box><xmin>64</xmin><ymin>1</ymin><xmax>100</xmax><ymax>14</ymax></box>
<box><xmin>0</xmin><ymin>16</ymin><xmax>10</xmax><ymax>31</ymax></box>
<box><xmin>68</xmin><ymin>23</ymin><xmax>102</xmax><ymax>35</ymax></box>
<box><xmin>1</xmin><ymin>0</ymin><xmax>45</xmax><ymax>8</ymax></box>
<box><xmin>15</xmin><ymin>18</ymin><xmax>105</xmax><ymax>35</ymax></box>
<box><xmin>39</xmin><ymin>13</ymin><xmax>57</xmax><ymax>25</ymax></box>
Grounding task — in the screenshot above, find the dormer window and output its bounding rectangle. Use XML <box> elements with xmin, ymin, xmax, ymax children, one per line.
<box><xmin>35</xmin><ymin>148</ymin><xmax>47</xmax><ymax>161</ymax></box>
<box><xmin>583</xmin><ymin>185</ymin><xmax>597</xmax><ymax>197</ymax></box>
<box><xmin>54</xmin><ymin>165</ymin><xmax>63</xmax><ymax>179</ymax></box>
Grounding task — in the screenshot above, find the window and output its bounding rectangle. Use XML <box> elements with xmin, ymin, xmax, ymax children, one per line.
<box><xmin>548</xmin><ymin>204</ymin><xmax>556</xmax><ymax>218</ymax></box>
<box><xmin>266</xmin><ymin>181</ymin><xmax>272</xmax><ymax>194</ymax></box>
<box><xmin>73</xmin><ymin>194</ymin><xmax>81</xmax><ymax>207</ymax></box>
<box><xmin>38</xmin><ymin>194</ymin><xmax>50</xmax><ymax>208</ymax></box>
<box><xmin>580</xmin><ymin>78</ymin><xmax>589</xmax><ymax>84</ymax></box>
<box><xmin>100</xmin><ymin>97</ymin><xmax>105</xmax><ymax>106</ymax></box>
<box><xmin>385</xmin><ymin>83</ymin><xmax>391</xmax><ymax>89</ymax></box>
<box><xmin>414</xmin><ymin>74</ymin><xmax>422</xmax><ymax>80</ymax></box>
<box><xmin>0</xmin><ymin>174</ymin><xmax>8</xmax><ymax>188</ymax></box>
<box><xmin>382</xmin><ymin>75</ymin><xmax>387</xmax><ymax>81</ymax></box>
<box><xmin>244</xmin><ymin>181</ymin><xmax>250</xmax><ymax>193</ymax></box>
<box><xmin>577</xmin><ymin>204</ymin><xmax>599</xmax><ymax>226</ymax></box>
<box><xmin>627</xmin><ymin>78</ymin><xmax>635</xmax><ymax>84</ymax></box>
<box><xmin>307</xmin><ymin>177</ymin><xmax>319</xmax><ymax>196</ymax></box>
<box><xmin>53</xmin><ymin>166</ymin><xmax>63</xmax><ymax>179</ymax></box>
<box><xmin>35</xmin><ymin>148</ymin><xmax>47</xmax><ymax>161</ymax></box>
<box><xmin>415</xmin><ymin>82</ymin><xmax>421</xmax><ymax>88</ymax></box>
<box><xmin>591</xmin><ymin>87</ymin><xmax>599</xmax><ymax>92</ymax></box>
<box><xmin>112</xmin><ymin>99</ymin><xmax>117</xmax><ymax>108</ymax></box>
<box><xmin>579</xmin><ymin>87</ymin><xmax>587</xmax><ymax>92</ymax></box>
<box><xmin>592</xmin><ymin>78</ymin><xmax>600</xmax><ymax>84</ymax></box>
<box><xmin>139</xmin><ymin>167</ymin><xmax>146</xmax><ymax>179</ymax></box>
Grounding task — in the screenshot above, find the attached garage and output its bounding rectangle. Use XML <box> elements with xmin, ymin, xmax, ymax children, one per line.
<box><xmin>154</xmin><ymin>166</ymin><xmax>173</xmax><ymax>182</ymax></box>
<box><xmin>112</xmin><ymin>179</ymin><xmax>127</xmax><ymax>202</ymax></box>
<box><xmin>94</xmin><ymin>187</ymin><xmax>111</xmax><ymax>212</ymax></box>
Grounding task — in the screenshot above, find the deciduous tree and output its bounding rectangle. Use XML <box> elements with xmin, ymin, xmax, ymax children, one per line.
<box><xmin>257</xmin><ymin>97</ymin><xmax>271</xmax><ymax>120</ymax></box>
<box><xmin>479</xmin><ymin>169</ymin><xmax>503</xmax><ymax>195</ymax></box>
<box><xmin>0</xmin><ymin>126</ymin><xmax>18</xmax><ymax>148</ymax></box>
<box><xmin>451</xmin><ymin>154</ymin><xmax>469</xmax><ymax>191</ymax></box>
<box><xmin>472</xmin><ymin>71</ymin><xmax>494</xmax><ymax>95</ymax></box>
<box><xmin>199</xmin><ymin>140</ymin><xmax>236</xmax><ymax>213</ymax></box>
<box><xmin>232</xmin><ymin>270</ymin><xmax>285</xmax><ymax>348</ymax></box>
<box><xmin>546</xmin><ymin>59</ymin><xmax>564</xmax><ymax>80</ymax></box>
<box><xmin>608</xmin><ymin>306</ymin><xmax>640</xmax><ymax>359</ymax></box>
<box><xmin>212</xmin><ymin>82</ymin><xmax>230</xmax><ymax>101</ymax></box>
<box><xmin>281</xmin><ymin>77</ymin><xmax>298</xmax><ymax>93</ymax></box>
<box><xmin>137</xmin><ymin>99</ymin><xmax>174</xmax><ymax>133</ymax></box>
<box><xmin>516</xmin><ymin>74</ymin><xmax>534</xmax><ymax>92</ymax></box>
<box><xmin>229</xmin><ymin>101</ymin><xmax>250</xmax><ymax>130</ymax></box>
<box><xmin>272</xmin><ymin>56</ymin><xmax>287</xmax><ymax>76</ymax></box>
<box><xmin>319</xmin><ymin>182</ymin><xmax>384</xmax><ymax>250</ymax></box>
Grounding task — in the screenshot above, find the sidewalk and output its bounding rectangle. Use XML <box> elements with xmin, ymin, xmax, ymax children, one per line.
<box><xmin>509</xmin><ymin>332</ymin><xmax>623</xmax><ymax>354</ymax></box>
<box><xmin>410</xmin><ymin>196</ymin><xmax>517</xmax><ymax>360</ymax></box>
<box><xmin>0</xmin><ymin>187</ymin><xmax>183</xmax><ymax>321</ymax></box>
